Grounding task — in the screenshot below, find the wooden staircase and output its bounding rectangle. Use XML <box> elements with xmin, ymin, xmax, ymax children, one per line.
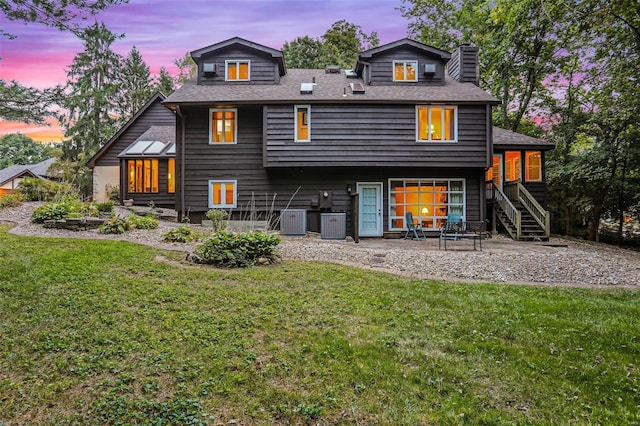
<box><xmin>491</xmin><ymin>182</ymin><xmax>550</xmax><ymax>241</ymax></box>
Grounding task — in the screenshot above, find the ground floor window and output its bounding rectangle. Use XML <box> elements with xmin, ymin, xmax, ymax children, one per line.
<box><xmin>168</xmin><ymin>159</ymin><xmax>175</xmax><ymax>193</ymax></box>
<box><xmin>208</xmin><ymin>180</ymin><xmax>236</xmax><ymax>208</ymax></box>
<box><xmin>389</xmin><ymin>179</ymin><xmax>465</xmax><ymax>230</ymax></box>
<box><xmin>127</xmin><ymin>159</ymin><xmax>158</xmax><ymax>193</ymax></box>
<box><xmin>505</xmin><ymin>151</ymin><xmax>521</xmax><ymax>182</ymax></box>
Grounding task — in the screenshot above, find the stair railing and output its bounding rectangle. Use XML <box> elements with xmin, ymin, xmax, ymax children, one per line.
<box><xmin>515</xmin><ymin>182</ymin><xmax>550</xmax><ymax>239</ymax></box>
<box><xmin>493</xmin><ymin>182</ymin><xmax>521</xmax><ymax>240</ymax></box>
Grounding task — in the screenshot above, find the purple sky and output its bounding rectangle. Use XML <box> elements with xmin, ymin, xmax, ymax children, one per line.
<box><xmin>1</xmin><ymin>0</ymin><xmax>411</xmax><ymax>141</ymax></box>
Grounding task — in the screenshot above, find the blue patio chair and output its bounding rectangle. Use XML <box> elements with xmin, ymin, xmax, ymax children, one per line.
<box><xmin>403</xmin><ymin>212</ymin><xmax>425</xmax><ymax>240</ymax></box>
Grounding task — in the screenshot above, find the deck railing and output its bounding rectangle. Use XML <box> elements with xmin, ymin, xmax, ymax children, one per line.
<box><xmin>493</xmin><ymin>182</ymin><xmax>521</xmax><ymax>240</ymax></box>
<box><xmin>504</xmin><ymin>181</ymin><xmax>550</xmax><ymax>239</ymax></box>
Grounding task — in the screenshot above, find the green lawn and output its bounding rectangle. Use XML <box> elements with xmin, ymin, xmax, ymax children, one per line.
<box><xmin>1</xmin><ymin>225</ymin><xmax>639</xmax><ymax>425</ymax></box>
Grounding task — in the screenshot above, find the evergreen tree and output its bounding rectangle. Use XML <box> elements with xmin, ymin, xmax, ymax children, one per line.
<box><xmin>60</xmin><ymin>21</ymin><xmax>123</xmax><ymax>161</ymax></box>
<box><xmin>116</xmin><ymin>45</ymin><xmax>154</xmax><ymax>121</ymax></box>
<box><xmin>155</xmin><ymin>66</ymin><xmax>175</xmax><ymax>95</ymax></box>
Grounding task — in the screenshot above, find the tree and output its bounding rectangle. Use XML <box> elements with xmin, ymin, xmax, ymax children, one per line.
<box><xmin>0</xmin><ymin>133</ymin><xmax>54</xmax><ymax>168</ymax></box>
<box><xmin>116</xmin><ymin>46</ymin><xmax>154</xmax><ymax>121</ymax></box>
<box><xmin>283</xmin><ymin>20</ymin><xmax>379</xmax><ymax>70</ymax></box>
<box><xmin>155</xmin><ymin>66</ymin><xmax>175</xmax><ymax>96</ymax></box>
<box><xmin>0</xmin><ymin>80</ymin><xmax>63</xmax><ymax>124</ymax></box>
<box><xmin>1</xmin><ymin>0</ymin><xmax>127</xmax><ymax>38</ymax></box>
<box><xmin>173</xmin><ymin>52</ymin><xmax>197</xmax><ymax>86</ymax></box>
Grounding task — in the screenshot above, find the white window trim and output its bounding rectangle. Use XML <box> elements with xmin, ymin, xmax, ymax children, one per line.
<box><xmin>209</xmin><ymin>108</ymin><xmax>238</xmax><ymax>145</ymax></box>
<box><xmin>392</xmin><ymin>60</ymin><xmax>418</xmax><ymax>82</ymax></box>
<box><xmin>387</xmin><ymin>178</ymin><xmax>466</xmax><ymax>231</ymax></box>
<box><xmin>225</xmin><ymin>59</ymin><xmax>251</xmax><ymax>81</ymax></box>
<box><xmin>208</xmin><ymin>179</ymin><xmax>237</xmax><ymax>208</ymax></box>
<box><xmin>294</xmin><ymin>105</ymin><xmax>311</xmax><ymax>142</ymax></box>
<box><xmin>415</xmin><ymin>105</ymin><xmax>458</xmax><ymax>143</ymax></box>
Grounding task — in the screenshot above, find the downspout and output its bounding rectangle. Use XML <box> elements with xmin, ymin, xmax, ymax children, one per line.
<box><xmin>176</xmin><ymin>105</ymin><xmax>187</xmax><ymax>220</ymax></box>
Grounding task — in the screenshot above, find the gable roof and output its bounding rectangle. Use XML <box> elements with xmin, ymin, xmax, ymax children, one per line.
<box><xmin>0</xmin><ymin>165</ymin><xmax>39</xmax><ymax>187</ymax></box>
<box><xmin>190</xmin><ymin>36</ymin><xmax>286</xmax><ymax>76</ymax></box>
<box><xmin>493</xmin><ymin>127</ymin><xmax>554</xmax><ymax>149</ymax></box>
<box><xmin>164</xmin><ymin>68</ymin><xmax>499</xmax><ymax>106</ymax></box>
<box><xmin>86</xmin><ymin>92</ymin><xmax>168</xmax><ymax>168</ymax></box>
<box><xmin>29</xmin><ymin>157</ymin><xmax>57</xmax><ymax>178</ymax></box>
<box><xmin>355</xmin><ymin>38</ymin><xmax>451</xmax><ymax>73</ymax></box>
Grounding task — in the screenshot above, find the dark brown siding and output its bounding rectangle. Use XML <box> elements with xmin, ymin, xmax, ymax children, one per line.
<box><xmin>368</xmin><ymin>46</ymin><xmax>446</xmax><ymax>86</ymax></box>
<box><xmin>265</xmin><ymin>104</ymin><xmax>488</xmax><ymax>168</ymax></box>
<box><xmin>449</xmin><ymin>46</ymin><xmax>479</xmax><ymax>85</ymax></box>
<box><xmin>198</xmin><ymin>46</ymin><xmax>279</xmax><ymax>85</ymax></box>
<box><xmin>122</xmin><ymin>159</ymin><xmax>176</xmax><ymax>207</ymax></box>
<box><xmin>177</xmin><ymin>104</ymin><xmax>485</xmax><ymax>231</ymax></box>
<box><xmin>94</xmin><ymin>100</ymin><xmax>174</xmax><ymax>167</ymax></box>
<box><xmin>522</xmin><ymin>182</ymin><xmax>548</xmax><ymax>208</ymax></box>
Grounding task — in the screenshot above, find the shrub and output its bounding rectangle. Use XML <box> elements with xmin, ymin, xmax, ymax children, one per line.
<box><xmin>0</xmin><ymin>192</ymin><xmax>24</xmax><ymax>209</ymax></box>
<box><xmin>18</xmin><ymin>177</ymin><xmax>76</xmax><ymax>201</ymax></box>
<box><xmin>128</xmin><ymin>214</ymin><xmax>159</xmax><ymax>230</ymax></box>
<box><xmin>99</xmin><ymin>217</ymin><xmax>131</xmax><ymax>234</ymax></box>
<box><xmin>31</xmin><ymin>203</ymin><xmax>71</xmax><ymax>223</ymax></box>
<box><xmin>106</xmin><ymin>185</ymin><xmax>120</xmax><ymax>204</ymax></box>
<box><xmin>162</xmin><ymin>225</ymin><xmax>200</xmax><ymax>243</ymax></box>
<box><xmin>205</xmin><ymin>209</ymin><xmax>228</xmax><ymax>231</ymax></box>
<box><xmin>192</xmin><ymin>230</ymin><xmax>280</xmax><ymax>267</ymax></box>
<box><xmin>94</xmin><ymin>201</ymin><xmax>115</xmax><ymax>214</ymax></box>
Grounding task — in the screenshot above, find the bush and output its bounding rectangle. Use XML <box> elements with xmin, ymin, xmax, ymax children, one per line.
<box><xmin>106</xmin><ymin>185</ymin><xmax>120</xmax><ymax>204</ymax></box>
<box><xmin>0</xmin><ymin>192</ymin><xmax>24</xmax><ymax>209</ymax></box>
<box><xmin>31</xmin><ymin>203</ymin><xmax>71</xmax><ymax>223</ymax></box>
<box><xmin>192</xmin><ymin>230</ymin><xmax>280</xmax><ymax>267</ymax></box>
<box><xmin>99</xmin><ymin>217</ymin><xmax>132</xmax><ymax>234</ymax></box>
<box><xmin>94</xmin><ymin>201</ymin><xmax>115</xmax><ymax>214</ymax></box>
<box><xmin>162</xmin><ymin>225</ymin><xmax>200</xmax><ymax>243</ymax></box>
<box><xmin>205</xmin><ymin>209</ymin><xmax>228</xmax><ymax>231</ymax></box>
<box><xmin>18</xmin><ymin>177</ymin><xmax>76</xmax><ymax>201</ymax></box>
<box><xmin>128</xmin><ymin>214</ymin><xmax>159</xmax><ymax>230</ymax></box>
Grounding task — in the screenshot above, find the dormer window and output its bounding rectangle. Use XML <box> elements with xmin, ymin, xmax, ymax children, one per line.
<box><xmin>225</xmin><ymin>60</ymin><xmax>250</xmax><ymax>81</ymax></box>
<box><xmin>393</xmin><ymin>60</ymin><xmax>418</xmax><ymax>82</ymax></box>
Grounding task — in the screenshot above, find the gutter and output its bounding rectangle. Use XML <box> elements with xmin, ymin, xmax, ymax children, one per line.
<box><xmin>176</xmin><ymin>105</ymin><xmax>187</xmax><ymax>220</ymax></box>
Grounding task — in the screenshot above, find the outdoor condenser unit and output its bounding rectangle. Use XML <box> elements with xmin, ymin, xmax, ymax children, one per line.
<box><xmin>424</xmin><ymin>63</ymin><xmax>436</xmax><ymax>75</ymax></box>
<box><xmin>321</xmin><ymin>213</ymin><xmax>346</xmax><ymax>240</ymax></box>
<box><xmin>280</xmin><ymin>209</ymin><xmax>307</xmax><ymax>235</ymax></box>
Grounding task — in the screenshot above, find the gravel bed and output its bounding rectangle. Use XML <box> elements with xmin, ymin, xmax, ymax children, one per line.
<box><xmin>1</xmin><ymin>202</ymin><xmax>639</xmax><ymax>288</ymax></box>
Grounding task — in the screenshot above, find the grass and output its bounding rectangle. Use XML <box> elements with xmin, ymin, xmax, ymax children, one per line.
<box><xmin>0</xmin><ymin>224</ymin><xmax>639</xmax><ymax>425</ymax></box>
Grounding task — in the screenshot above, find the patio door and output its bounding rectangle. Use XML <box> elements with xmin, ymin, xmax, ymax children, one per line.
<box><xmin>357</xmin><ymin>182</ymin><xmax>383</xmax><ymax>237</ymax></box>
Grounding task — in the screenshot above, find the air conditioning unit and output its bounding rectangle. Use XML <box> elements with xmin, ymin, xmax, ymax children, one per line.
<box><xmin>280</xmin><ymin>209</ymin><xmax>307</xmax><ymax>235</ymax></box>
<box><xmin>321</xmin><ymin>213</ymin><xmax>346</xmax><ymax>240</ymax></box>
<box><xmin>424</xmin><ymin>63</ymin><xmax>436</xmax><ymax>75</ymax></box>
<box><xmin>203</xmin><ymin>63</ymin><xmax>217</xmax><ymax>75</ymax></box>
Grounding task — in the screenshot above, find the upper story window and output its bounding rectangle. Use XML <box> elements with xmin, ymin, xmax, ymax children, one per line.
<box><xmin>295</xmin><ymin>105</ymin><xmax>310</xmax><ymax>142</ymax></box>
<box><xmin>525</xmin><ymin>151</ymin><xmax>542</xmax><ymax>181</ymax></box>
<box><xmin>393</xmin><ymin>60</ymin><xmax>418</xmax><ymax>82</ymax></box>
<box><xmin>417</xmin><ymin>106</ymin><xmax>457</xmax><ymax>142</ymax></box>
<box><xmin>225</xmin><ymin>60</ymin><xmax>250</xmax><ymax>81</ymax></box>
<box><xmin>209</xmin><ymin>108</ymin><xmax>237</xmax><ymax>144</ymax></box>
<box><xmin>505</xmin><ymin>151</ymin><xmax>521</xmax><ymax>182</ymax></box>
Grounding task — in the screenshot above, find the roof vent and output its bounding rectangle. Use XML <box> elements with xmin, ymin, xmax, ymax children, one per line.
<box><xmin>424</xmin><ymin>63</ymin><xmax>436</xmax><ymax>75</ymax></box>
<box><xmin>325</xmin><ymin>65</ymin><xmax>340</xmax><ymax>74</ymax></box>
<box><xmin>350</xmin><ymin>82</ymin><xmax>365</xmax><ymax>94</ymax></box>
<box><xmin>300</xmin><ymin>83</ymin><xmax>314</xmax><ymax>94</ymax></box>
<box><xmin>344</xmin><ymin>69</ymin><xmax>358</xmax><ymax>78</ymax></box>
<box><xmin>203</xmin><ymin>63</ymin><xmax>217</xmax><ymax>75</ymax></box>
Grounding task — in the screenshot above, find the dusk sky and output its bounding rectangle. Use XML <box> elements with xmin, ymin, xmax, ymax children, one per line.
<box><xmin>0</xmin><ymin>0</ymin><xmax>411</xmax><ymax>142</ymax></box>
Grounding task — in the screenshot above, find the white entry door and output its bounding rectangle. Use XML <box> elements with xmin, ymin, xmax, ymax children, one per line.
<box><xmin>357</xmin><ymin>182</ymin><xmax>383</xmax><ymax>237</ymax></box>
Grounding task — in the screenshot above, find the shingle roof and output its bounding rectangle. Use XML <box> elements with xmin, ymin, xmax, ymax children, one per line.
<box><xmin>29</xmin><ymin>157</ymin><xmax>57</xmax><ymax>178</ymax></box>
<box><xmin>191</xmin><ymin>37</ymin><xmax>286</xmax><ymax>76</ymax></box>
<box><xmin>163</xmin><ymin>69</ymin><xmax>499</xmax><ymax>106</ymax></box>
<box><xmin>493</xmin><ymin>127</ymin><xmax>554</xmax><ymax>149</ymax></box>
<box><xmin>117</xmin><ymin>126</ymin><xmax>175</xmax><ymax>158</ymax></box>
<box><xmin>0</xmin><ymin>165</ymin><xmax>38</xmax><ymax>186</ymax></box>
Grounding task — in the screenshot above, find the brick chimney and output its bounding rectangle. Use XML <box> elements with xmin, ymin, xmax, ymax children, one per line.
<box><xmin>448</xmin><ymin>44</ymin><xmax>479</xmax><ymax>85</ymax></box>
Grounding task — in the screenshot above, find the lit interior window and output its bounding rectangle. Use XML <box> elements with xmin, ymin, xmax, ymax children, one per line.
<box><xmin>210</xmin><ymin>109</ymin><xmax>236</xmax><ymax>143</ymax></box>
<box><xmin>525</xmin><ymin>151</ymin><xmax>541</xmax><ymax>181</ymax></box>
<box><xmin>226</xmin><ymin>60</ymin><xmax>250</xmax><ymax>81</ymax></box>
<box><xmin>168</xmin><ymin>159</ymin><xmax>175</xmax><ymax>193</ymax></box>
<box><xmin>505</xmin><ymin>151</ymin><xmax>522</xmax><ymax>182</ymax></box>
<box><xmin>417</xmin><ymin>106</ymin><xmax>456</xmax><ymax>142</ymax></box>
<box><xmin>128</xmin><ymin>159</ymin><xmax>158</xmax><ymax>193</ymax></box>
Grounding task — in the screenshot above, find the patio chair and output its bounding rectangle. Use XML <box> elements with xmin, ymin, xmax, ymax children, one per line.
<box><xmin>403</xmin><ymin>212</ymin><xmax>425</xmax><ymax>240</ymax></box>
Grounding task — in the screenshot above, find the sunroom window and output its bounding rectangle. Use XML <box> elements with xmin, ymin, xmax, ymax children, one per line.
<box><xmin>168</xmin><ymin>159</ymin><xmax>175</xmax><ymax>193</ymax></box>
<box><xmin>127</xmin><ymin>159</ymin><xmax>158</xmax><ymax>193</ymax></box>
<box><xmin>505</xmin><ymin>151</ymin><xmax>521</xmax><ymax>182</ymax></box>
<box><xmin>389</xmin><ymin>179</ymin><xmax>465</xmax><ymax>230</ymax></box>
<box><xmin>209</xmin><ymin>180</ymin><xmax>236</xmax><ymax>208</ymax></box>
<box><xmin>417</xmin><ymin>106</ymin><xmax>456</xmax><ymax>142</ymax></box>
<box><xmin>525</xmin><ymin>151</ymin><xmax>542</xmax><ymax>181</ymax></box>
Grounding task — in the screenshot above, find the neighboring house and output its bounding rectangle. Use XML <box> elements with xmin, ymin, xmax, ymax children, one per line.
<box><xmin>0</xmin><ymin>157</ymin><xmax>58</xmax><ymax>197</ymax></box>
<box><xmin>86</xmin><ymin>92</ymin><xmax>176</xmax><ymax>206</ymax></box>
<box><xmin>91</xmin><ymin>37</ymin><xmax>552</xmax><ymax>240</ymax></box>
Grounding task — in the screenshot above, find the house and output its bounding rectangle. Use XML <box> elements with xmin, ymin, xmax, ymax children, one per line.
<box><xmin>91</xmin><ymin>36</ymin><xmax>552</xmax><ymax>240</ymax></box>
<box><xmin>86</xmin><ymin>92</ymin><xmax>176</xmax><ymax>206</ymax></box>
<box><xmin>0</xmin><ymin>157</ymin><xmax>57</xmax><ymax>197</ymax></box>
